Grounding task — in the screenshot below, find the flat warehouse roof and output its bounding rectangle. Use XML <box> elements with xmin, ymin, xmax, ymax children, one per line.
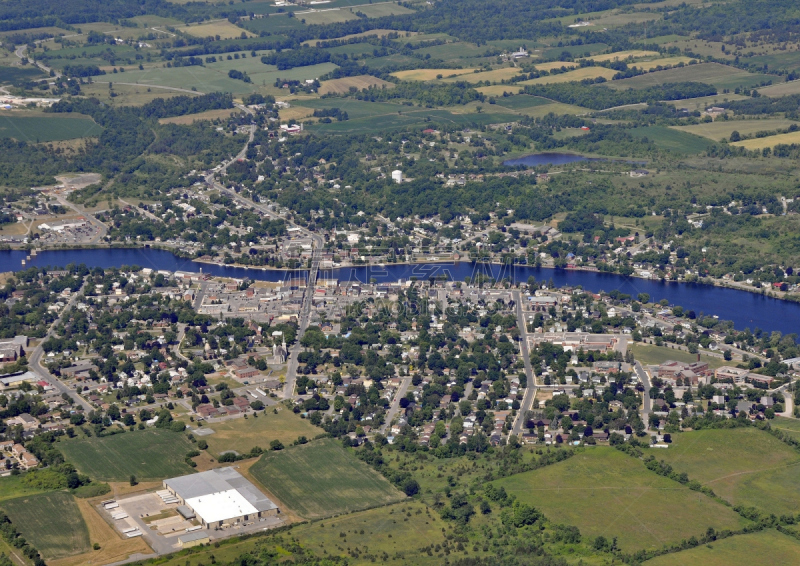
<box><xmin>186</xmin><ymin>490</ymin><xmax>259</xmax><ymax>524</ymax></box>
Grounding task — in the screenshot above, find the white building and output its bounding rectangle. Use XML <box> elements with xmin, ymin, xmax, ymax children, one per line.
<box><xmin>391</xmin><ymin>170</ymin><xmax>403</xmax><ymax>184</ymax></box>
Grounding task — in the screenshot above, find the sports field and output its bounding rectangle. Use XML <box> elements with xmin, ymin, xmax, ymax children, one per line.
<box><xmin>0</xmin><ymin>114</ymin><xmax>103</xmax><ymax>142</ymax></box>
<box><xmin>2</xmin><ymin>492</ymin><xmax>90</xmax><ymax>559</ymax></box>
<box><xmin>493</xmin><ymin>448</ymin><xmax>747</xmax><ymax>552</ymax></box>
<box><xmin>655</xmin><ymin>428</ymin><xmax>800</xmax><ymax>515</ymax></box>
<box><xmin>606</xmin><ymin>62</ymin><xmax>777</xmax><ymax>91</ymax></box>
<box><xmin>629</xmin><ymin>343</ymin><xmax>726</xmax><ymax>368</ymax></box>
<box><xmin>645</xmin><ymin>529</ymin><xmax>800</xmax><ymax>566</ymax></box>
<box><xmin>202</xmin><ymin>407</ymin><xmax>320</xmax><ymax>457</ymax></box>
<box><xmin>59</xmin><ymin>429</ymin><xmax>196</xmax><ymax>481</ymax></box>
<box><xmin>250</xmin><ymin>438</ymin><xmax>404</xmax><ymax>519</ymax></box>
<box><xmin>732</xmin><ymin>130</ymin><xmax>800</xmax><ymax>150</ymax></box>
<box><xmin>672</xmin><ymin>118</ymin><xmax>796</xmax><ymax>141</ymax></box>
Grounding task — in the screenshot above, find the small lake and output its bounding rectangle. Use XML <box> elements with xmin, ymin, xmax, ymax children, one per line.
<box><xmin>3</xmin><ymin>248</ymin><xmax>800</xmax><ymax>337</ymax></box>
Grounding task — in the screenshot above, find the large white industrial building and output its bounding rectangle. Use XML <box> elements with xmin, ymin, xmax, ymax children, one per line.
<box><xmin>163</xmin><ymin>468</ymin><xmax>279</xmax><ymax>529</ymax></box>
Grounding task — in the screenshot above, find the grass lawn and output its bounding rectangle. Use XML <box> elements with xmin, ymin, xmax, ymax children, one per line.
<box><xmin>644</xmin><ymin>529</ymin><xmax>800</xmax><ymax>565</ymax></box>
<box><xmin>630</xmin><ymin>343</ymin><xmax>726</xmax><ymax>369</ymax></box>
<box><xmin>250</xmin><ymin>438</ymin><xmax>405</xmax><ymax>519</ymax></box>
<box><xmin>772</xmin><ymin>417</ymin><xmax>800</xmax><ymax>441</ymax></box>
<box><xmin>732</xmin><ymin>130</ymin><xmax>800</xmax><ymax>149</ymax></box>
<box><xmin>672</xmin><ymin>118</ymin><xmax>797</xmax><ymax>141</ymax></box>
<box><xmin>202</xmin><ymin>408</ymin><xmax>321</xmax><ymax>457</ymax></box>
<box><xmin>2</xmin><ymin>492</ymin><xmax>90</xmax><ymax>559</ymax></box>
<box><xmin>0</xmin><ymin>114</ymin><xmax>103</xmax><ymax>142</ymax></box>
<box><xmin>628</xmin><ymin>125</ymin><xmax>713</xmax><ymax>154</ymax></box>
<box><xmin>58</xmin><ymin>428</ymin><xmax>196</xmax><ymax>481</ymax></box>
<box><xmin>656</xmin><ymin>428</ymin><xmax>800</xmax><ymax>515</ymax></box>
<box><xmin>493</xmin><ymin>448</ymin><xmax>748</xmax><ymax>552</ymax></box>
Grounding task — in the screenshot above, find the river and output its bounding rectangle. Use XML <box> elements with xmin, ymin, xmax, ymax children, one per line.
<box><xmin>4</xmin><ymin>248</ymin><xmax>798</xmax><ymax>336</ymax></box>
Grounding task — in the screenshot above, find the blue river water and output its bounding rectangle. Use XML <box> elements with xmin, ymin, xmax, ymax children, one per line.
<box><xmin>3</xmin><ymin>248</ymin><xmax>799</xmax><ymax>336</ymax></box>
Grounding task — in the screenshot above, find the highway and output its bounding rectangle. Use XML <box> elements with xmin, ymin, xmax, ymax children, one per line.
<box><xmin>511</xmin><ymin>290</ymin><xmax>537</xmax><ymax>437</ymax></box>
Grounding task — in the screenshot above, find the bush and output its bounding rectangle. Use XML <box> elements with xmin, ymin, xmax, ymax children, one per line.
<box><xmin>72</xmin><ymin>483</ymin><xmax>111</xmax><ymax>499</ymax></box>
<box><xmin>197</xmin><ymin>439</ymin><xmax>208</xmax><ymax>450</ymax></box>
<box><xmin>269</xmin><ymin>440</ymin><xmax>284</xmax><ymax>451</ymax></box>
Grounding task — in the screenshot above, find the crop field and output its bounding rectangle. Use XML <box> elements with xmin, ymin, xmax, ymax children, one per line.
<box><xmin>732</xmin><ymin>130</ymin><xmax>800</xmax><ymax>149</ymax></box>
<box><xmin>201</xmin><ymin>407</ymin><xmax>321</xmax><ymax>457</ymax></box>
<box><xmin>363</xmin><ymin>53</ymin><xmax>419</xmax><ymax>70</ymax></box>
<box><xmin>299</xmin><ymin>9</ymin><xmax>359</xmax><ymax>25</ymax></box>
<box><xmin>476</xmin><ymin>85</ymin><xmax>523</xmax><ymax>97</ymax></box>
<box><xmin>355</xmin><ymin>3</ymin><xmax>415</xmax><ymax>17</ymax></box>
<box><xmin>758</xmin><ymin>79</ymin><xmax>800</xmax><ymax>97</ymax></box>
<box><xmin>0</xmin><ymin>114</ymin><xmax>103</xmax><ymax>142</ymax></box>
<box><xmin>159</xmin><ymin>108</ymin><xmax>242</xmax><ymax>124</ymax></box>
<box><xmin>627</xmin><ymin>125</ymin><xmax>714</xmax><ymax>154</ymax></box>
<box><xmin>655</xmin><ymin>428</ymin><xmax>800</xmax><ymax>515</ymax></box>
<box><xmin>493</xmin><ymin>448</ymin><xmax>747</xmax><ymax>552</ymax></box>
<box><xmin>249</xmin><ymin>438</ymin><xmax>404</xmax><ymax>519</ymax></box>
<box><xmin>182</xmin><ymin>21</ymin><xmax>255</xmax><ymax>39</ymax></box>
<box><xmin>533</xmin><ymin>61</ymin><xmax>578</xmax><ymax>72</ymax></box>
<box><xmin>605</xmin><ymin>63</ymin><xmax>778</xmax><ymax>91</ymax></box>
<box><xmin>58</xmin><ymin>428</ymin><xmax>196</xmax><ymax>481</ymax></box>
<box><xmin>589</xmin><ymin>49</ymin><xmax>660</xmax><ymax>62</ymax></box>
<box><xmin>392</xmin><ymin>68</ymin><xmax>476</xmax><ymax>81</ymax></box>
<box><xmin>594</xmin><ymin>11</ymin><xmax>662</xmax><ymax>26</ymax></box>
<box><xmin>319</xmin><ymin>74</ymin><xmax>394</xmax><ymax>94</ymax></box>
<box><xmin>441</xmin><ymin>67</ymin><xmax>522</xmax><ymax>84</ymax></box>
<box><xmin>541</xmin><ymin>42</ymin><xmax>608</xmax><ymax>59</ymax></box>
<box><xmin>416</xmin><ymin>42</ymin><xmax>492</xmax><ymax>61</ymax></box>
<box><xmin>672</xmin><ymin>119</ymin><xmax>797</xmax><ymax>141</ymax></box>
<box><xmin>2</xmin><ymin>492</ymin><xmax>90</xmax><ymax>559</ymax></box>
<box><xmin>645</xmin><ymin>529</ymin><xmax>800</xmax><ymax>566</ymax></box>
<box><xmin>322</xmin><ymin>42</ymin><xmax>377</xmax><ymax>56</ymax></box>
<box><xmin>636</xmin><ymin>56</ymin><xmax>697</xmax><ymax>71</ymax></box>
<box><xmin>629</xmin><ymin>343</ymin><xmax>726</xmax><ymax>368</ymax></box>
<box><xmin>302</xmin><ymin>29</ymin><xmax>414</xmax><ymax>46</ymax></box>
<box><xmin>521</xmin><ymin>66</ymin><xmax>617</xmax><ymax>85</ymax></box>
<box><xmin>239</xmin><ymin>14</ymin><xmax>306</xmax><ymax>35</ymax></box>
<box><xmin>666</xmin><ymin>93</ymin><xmax>748</xmax><ymax>112</ymax></box>
<box><xmin>493</xmin><ymin>94</ymin><xmax>554</xmax><ymax>109</ymax></box>
<box><xmin>0</xmin><ymin>65</ymin><xmax>46</xmax><ymax>84</ymax></box>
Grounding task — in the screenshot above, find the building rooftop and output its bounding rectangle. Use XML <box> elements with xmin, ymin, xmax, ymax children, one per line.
<box><xmin>164</xmin><ymin>468</ymin><xmax>278</xmax><ymax>518</ymax></box>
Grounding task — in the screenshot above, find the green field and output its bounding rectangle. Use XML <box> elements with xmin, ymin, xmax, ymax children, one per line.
<box><xmin>493</xmin><ymin>94</ymin><xmax>554</xmax><ymax>110</ymax></box>
<box><xmin>627</xmin><ymin>125</ymin><xmax>713</xmax><ymax>154</ymax></box>
<box><xmin>202</xmin><ymin>407</ymin><xmax>320</xmax><ymax>457</ymax></box>
<box><xmin>2</xmin><ymin>492</ymin><xmax>90</xmax><ymax>559</ymax></box>
<box><xmin>250</xmin><ymin>438</ymin><xmax>404</xmax><ymax>519</ymax></box>
<box><xmin>59</xmin><ymin>428</ymin><xmax>196</xmax><ymax>481</ymax></box>
<box><xmin>493</xmin><ymin>448</ymin><xmax>748</xmax><ymax>552</ymax></box>
<box><xmin>0</xmin><ymin>65</ymin><xmax>46</xmax><ymax>84</ymax></box>
<box><xmin>630</xmin><ymin>343</ymin><xmax>727</xmax><ymax>369</ymax></box>
<box><xmin>0</xmin><ymin>115</ymin><xmax>103</xmax><ymax>142</ymax></box>
<box><xmin>772</xmin><ymin>416</ymin><xmax>800</xmax><ymax>441</ymax></box>
<box><xmin>656</xmin><ymin>428</ymin><xmax>800</xmax><ymax>515</ymax></box>
<box><xmin>672</xmin><ymin>118</ymin><xmax>797</xmax><ymax>141</ymax></box>
<box><xmin>645</xmin><ymin>529</ymin><xmax>800</xmax><ymax>565</ymax></box>
<box><xmin>607</xmin><ymin>63</ymin><xmax>778</xmax><ymax>91</ymax></box>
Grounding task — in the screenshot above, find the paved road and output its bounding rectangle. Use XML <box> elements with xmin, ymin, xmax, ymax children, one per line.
<box><xmin>29</xmin><ymin>283</ymin><xmax>93</xmax><ymax>412</ymax></box>
<box><xmin>634</xmin><ymin>361</ymin><xmax>651</xmax><ymax>426</ymax></box>
<box><xmin>54</xmin><ymin>194</ymin><xmax>107</xmax><ymax>243</ymax></box>
<box><xmin>511</xmin><ymin>290</ymin><xmax>537</xmax><ymax>437</ymax></box>
<box><xmin>380</xmin><ymin>377</ymin><xmax>412</xmax><ymax>434</ymax></box>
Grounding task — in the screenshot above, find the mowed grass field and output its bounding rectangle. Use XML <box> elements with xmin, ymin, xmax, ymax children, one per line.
<box><xmin>630</xmin><ymin>343</ymin><xmax>726</xmax><ymax>368</ymax></box>
<box><xmin>644</xmin><ymin>529</ymin><xmax>800</xmax><ymax>566</ymax></box>
<box><xmin>320</xmin><ymin>74</ymin><xmax>394</xmax><ymax>94</ymax></box>
<box><xmin>182</xmin><ymin>21</ymin><xmax>255</xmax><ymax>39</ymax></box>
<box><xmin>58</xmin><ymin>429</ymin><xmax>196</xmax><ymax>481</ymax></box>
<box><xmin>521</xmin><ymin>66</ymin><xmax>617</xmax><ymax>85</ymax></box>
<box><xmin>589</xmin><ymin>50</ymin><xmax>660</xmax><ymax>62</ymax></box>
<box><xmin>655</xmin><ymin>428</ymin><xmax>800</xmax><ymax>515</ymax></box>
<box><xmin>732</xmin><ymin>130</ymin><xmax>800</xmax><ymax>149</ymax></box>
<box><xmin>202</xmin><ymin>407</ymin><xmax>321</xmax><ymax>457</ymax></box>
<box><xmin>159</xmin><ymin>107</ymin><xmax>242</xmax><ymax>124</ymax></box>
<box><xmin>493</xmin><ymin>448</ymin><xmax>747</xmax><ymax>552</ymax></box>
<box><xmin>2</xmin><ymin>492</ymin><xmax>90</xmax><ymax>559</ymax></box>
<box><xmin>441</xmin><ymin>67</ymin><xmax>521</xmax><ymax>84</ymax></box>
<box><xmin>493</xmin><ymin>94</ymin><xmax>554</xmax><ymax>109</ymax></box>
<box><xmin>250</xmin><ymin>438</ymin><xmax>404</xmax><ymax>519</ymax></box>
<box><xmin>672</xmin><ymin>118</ymin><xmax>797</xmax><ymax>141</ymax></box>
<box><xmin>392</xmin><ymin>68</ymin><xmax>476</xmax><ymax>81</ymax></box>
<box><xmin>0</xmin><ymin>114</ymin><xmax>103</xmax><ymax>142</ymax></box>
<box><xmin>628</xmin><ymin>125</ymin><xmax>713</xmax><ymax>154</ymax></box>
<box><xmin>606</xmin><ymin>62</ymin><xmax>777</xmax><ymax>90</ymax></box>
<box><xmin>758</xmin><ymin>79</ymin><xmax>800</xmax><ymax>97</ymax></box>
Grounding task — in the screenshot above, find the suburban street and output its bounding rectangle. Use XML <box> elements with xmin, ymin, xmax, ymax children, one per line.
<box><xmin>511</xmin><ymin>290</ymin><xmax>537</xmax><ymax>436</ymax></box>
<box><xmin>634</xmin><ymin>360</ymin><xmax>652</xmax><ymax>427</ymax></box>
<box><xmin>380</xmin><ymin>376</ymin><xmax>412</xmax><ymax>434</ymax></box>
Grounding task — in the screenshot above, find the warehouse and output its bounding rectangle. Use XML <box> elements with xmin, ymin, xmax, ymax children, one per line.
<box><xmin>163</xmin><ymin>468</ymin><xmax>279</xmax><ymax>529</ymax></box>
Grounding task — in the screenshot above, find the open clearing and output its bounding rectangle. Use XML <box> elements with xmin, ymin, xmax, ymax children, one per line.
<box><xmin>533</xmin><ymin>61</ymin><xmax>579</xmax><ymax>72</ymax></box>
<box><xmin>758</xmin><ymin>79</ymin><xmax>800</xmax><ymax>97</ymax></box>
<box><xmin>589</xmin><ymin>50</ymin><xmax>660</xmax><ymax>62</ymax></box>
<box><xmin>442</xmin><ymin>67</ymin><xmax>522</xmax><ymax>84</ymax></box>
<box><xmin>250</xmin><ymin>438</ymin><xmax>404</xmax><ymax>520</ymax></box>
<box><xmin>476</xmin><ymin>84</ymin><xmax>524</xmax><ymax>97</ymax></box>
<box><xmin>655</xmin><ymin>428</ymin><xmax>800</xmax><ymax>515</ymax></box>
<box><xmin>0</xmin><ymin>114</ymin><xmax>103</xmax><ymax>142</ymax></box>
<box><xmin>521</xmin><ymin>67</ymin><xmax>617</xmax><ymax>85</ymax></box>
<box><xmin>667</xmin><ymin>93</ymin><xmax>748</xmax><ymax>112</ymax></box>
<box><xmin>392</xmin><ymin>68</ymin><xmax>476</xmax><ymax>81</ymax></box>
<box><xmin>628</xmin><ymin>125</ymin><xmax>713</xmax><ymax>154</ymax></box>
<box><xmin>606</xmin><ymin>63</ymin><xmax>777</xmax><ymax>90</ymax></box>
<box><xmin>645</xmin><ymin>529</ymin><xmax>800</xmax><ymax>565</ymax></box>
<box><xmin>182</xmin><ymin>21</ymin><xmax>255</xmax><ymax>39</ymax></box>
<box><xmin>302</xmin><ymin>29</ymin><xmax>413</xmax><ymax>46</ymax></box>
<box><xmin>201</xmin><ymin>408</ymin><xmax>321</xmax><ymax>457</ymax></box>
<box><xmin>493</xmin><ymin>94</ymin><xmax>554</xmax><ymax>110</ymax></box>
<box><xmin>630</xmin><ymin>343</ymin><xmax>726</xmax><ymax>368</ymax></box>
<box><xmin>672</xmin><ymin>119</ymin><xmax>797</xmax><ymax>141</ymax></box>
<box><xmin>732</xmin><ymin>130</ymin><xmax>800</xmax><ymax>149</ymax></box>
<box><xmin>636</xmin><ymin>56</ymin><xmax>697</xmax><ymax>70</ymax></box>
<box><xmin>2</xmin><ymin>492</ymin><xmax>90</xmax><ymax>560</ymax></box>
<box><xmin>58</xmin><ymin>429</ymin><xmax>196</xmax><ymax>481</ymax></box>
<box><xmin>493</xmin><ymin>448</ymin><xmax>747</xmax><ymax>552</ymax></box>
<box><xmin>319</xmin><ymin>74</ymin><xmax>394</xmax><ymax>94</ymax></box>
<box><xmin>159</xmin><ymin>107</ymin><xmax>242</xmax><ymax>124</ymax></box>
<box><xmin>772</xmin><ymin>416</ymin><xmax>800</xmax><ymax>441</ymax></box>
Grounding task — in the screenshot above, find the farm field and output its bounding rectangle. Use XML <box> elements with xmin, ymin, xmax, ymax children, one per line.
<box><xmin>758</xmin><ymin>79</ymin><xmax>800</xmax><ymax>97</ymax></box>
<box><xmin>0</xmin><ymin>65</ymin><xmax>46</xmax><ymax>84</ymax></box>
<box><xmin>636</xmin><ymin>56</ymin><xmax>697</xmax><ymax>71</ymax></box>
<box><xmin>493</xmin><ymin>94</ymin><xmax>554</xmax><ymax>110</ymax></box>
<box><xmin>310</xmin><ymin>108</ymin><xmax>521</xmax><ymax>133</ymax></box>
<box><xmin>319</xmin><ymin>75</ymin><xmax>394</xmax><ymax>94</ymax></box>
<box><xmin>392</xmin><ymin>68</ymin><xmax>475</xmax><ymax>81</ymax></box>
<box><xmin>589</xmin><ymin>49</ymin><xmax>660</xmax><ymax>62</ymax></box>
<box><xmin>629</xmin><ymin>343</ymin><xmax>726</xmax><ymax>368</ymax></box>
<box><xmin>667</xmin><ymin>93</ymin><xmax>748</xmax><ymax>112</ymax></box>
<box><xmin>2</xmin><ymin>492</ymin><xmax>90</xmax><ymax>560</ymax></box>
<box><xmin>299</xmin><ymin>9</ymin><xmax>359</xmax><ymax>25</ymax></box>
<box><xmin>301</xmin><ymin>29</ymin><xmax>413</xmax><ymax>46</ymax></box>
<box><xmin>644</xmin><ymin>529</ymin><xmax>800</xmax><ymax>566</ymax></box>
<box><xmin>0</xmin><ymin>114</ymin><xmax>103</xmax><ymax>142</ymax></box>
<box><xmin>201</xmin><ymin>407</ymin><xmax>321</xmax><ymax>457</ymax></box>
<box><xmin>181</xmin><ymin>21</ymin><xmax>255</xmax><ymax>39</ymax></box>
<box><xmin>355</xmin><ymin>3</ymin><xmax>415</xmax><ymax>17</ymax></box>
<box><xmin>249</xmin><ymin>438</ymin><xmax>404</xmax><ymax>520</ymax></box>
<box><xmin>732</xmin><ymin>130</ymin><xmax>800</xmax><ymax>149</ymax></box>
<box><xmin>493</xmin><ymin>448</ymin><xmax>748</xmax><ymax>552</ymax></box>
<box><xmin>0</xmin><ymin>475</ymin><xmax>48</xmax><ymax>504</ymax></box>
<box><xmin>416</xmin><ymin>42</ymin><xmax>493</xmax><ymax>61</ymax></box>
<box><xmin>441</xmin><ymin>67</ymin><xmax>522</xmax><ymax>84</ymax></box>
<box><xmin>520</xmin><ymin>66</ymin><xmax>617</xmax><ymax>85</ymax></box>
<box><xmin>58</xmin><ymin>429</ymin><xmax>196</xmax><ymax>481</ymax></box>
<box><xmin>532</xmin><ymin>61</ymin><xmax>578</xmax><ymax>72</ymax></box>
<box><xmin>476</xmin><ymin>85</ymin><xmax>524</xmax><ymax>97</ymax></box>
<box><xmin>606</xmin><ymin>63</ymin><xmax>778</xmax><ymax>91</ymax></box>
<box><xmin>627</xmin><ymin>125</ymin><xmax>714</xmax><ymax>154</ymax></box>
<box><xmin>672</xmin><ymin>119</ymin><xmax>797</xmax><ymax>141</ymax></box>
<box><xmin>79</xmin><ymin>82</ymin><xmax>195</xmax><ymax>106</ymax></box>
<box><xmin>655</xmin><ymin>428</ymin><xmax>800</xmax><ymax>515</ymax></box>
<box><xmin>159</xmin><ymin>107</ymin><xmax>242</xmax><ymax>124</ymax></box>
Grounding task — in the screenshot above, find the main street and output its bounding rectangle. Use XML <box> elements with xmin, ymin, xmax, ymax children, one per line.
<box><xmin>511</xmin><ymin>290</ymin><xmax>537</xmax><ymax>437</ymax></box>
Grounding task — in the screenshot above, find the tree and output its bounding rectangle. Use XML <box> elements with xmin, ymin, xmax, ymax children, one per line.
<box><xmin>724</xmin><ymin>349</ymin><xmax>733</xmax><ymax>361</ymax></box>
<box><xmin>129</xmin><ymin>475</ymin><xmax>137</xmax><ymax>486</ymax></box>
<box><xmin>269</xmin><ymin>439</ymin><xmax>284</xmax><ymax>451</ymax></box>
<box><xmin>403</xmin><ymin>479</ymin><xmax>420</xmax><ymax>496</ymax></box>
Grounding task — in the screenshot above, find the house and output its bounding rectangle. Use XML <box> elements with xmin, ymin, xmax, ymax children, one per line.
<box><xmin>6</xmin><ymin>413</ymin><xmax>38</xmax><ymax>431</ymax></box>
<box><xmin>18</xmin><ymin>452</ymin><xmax>38</xmax><ymax>469</ymax></box>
